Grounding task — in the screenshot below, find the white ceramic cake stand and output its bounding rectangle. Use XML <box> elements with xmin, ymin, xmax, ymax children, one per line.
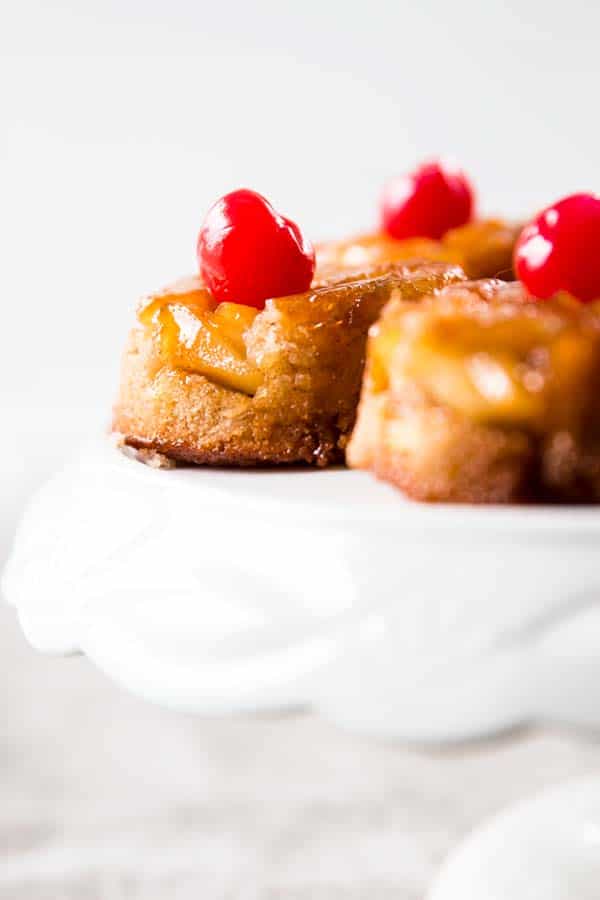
<box><xmin>4</xmin><ymin>436</ymin><xmax>600</xmax><ymax>742</ymax></box>
<box><xmin>429</xmin><ymin>775</ymin><xmax>600</xmax><ymax>900</ymax></box>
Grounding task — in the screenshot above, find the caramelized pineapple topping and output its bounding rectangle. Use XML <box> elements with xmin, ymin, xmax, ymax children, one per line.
<box><xmin>138</xmin><ymin>276</ymin><xmax>262</xmax><ymax>395</ymax></box>
<box><xmin>369</xmin><ymin>281</ymin><xmax>600</xmax><ymax>433</ymax></box>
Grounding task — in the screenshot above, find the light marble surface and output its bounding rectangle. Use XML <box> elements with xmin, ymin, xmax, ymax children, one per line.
<box><xmin>2</xmin><ymin>597</ymin><xmax>600</xmax><ymax>899</ymax></box>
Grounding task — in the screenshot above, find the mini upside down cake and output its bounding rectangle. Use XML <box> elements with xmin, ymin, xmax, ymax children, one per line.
<box><xmin>348</xmin><ymin>280</ymin><xmax>600</xmax><ymax>502</ymax></box>
<box><xmin>113</xmin><ymin>262</ymin><xmax>465</xmax><ymax>467</ymax></box>
<box><xmin>317</xmin><ymin>218</ymin><xmax>521</xmax><ymax>283</ymax></box>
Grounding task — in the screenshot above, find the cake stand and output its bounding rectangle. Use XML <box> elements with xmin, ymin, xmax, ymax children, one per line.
<box><xmin>4</xmin><ymin>436</ymin><xmax>600</xmax><ymax>742</ymax></box>
<box><xmin>429</xmin><ymin>775</ymin><xmax>600</xmax><ymax>900</ymax></box>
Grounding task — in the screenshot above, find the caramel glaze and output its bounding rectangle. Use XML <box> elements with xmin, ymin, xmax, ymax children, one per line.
<box><xmin>348</xmin><ymin>278</ymin><xmax>600</xmax><ymax>503</ymax></box>
<box><xmin>137</xmin><ymin>263</ymin><xmax>465</xmax><ymax>399</ymax></box>
<box><xmin>369</xmin><ymin>280</ymin><xmax>600</xmax><ymax>435</ymax></box>
<box><xmin>115</xmin><ymin>260</ymin><xmax>466</xmax><ymax>468</ymax></box>
<box><xmin>139</xmin><ymin>277</ymin><xmax>261</xmax><ymax>395</ymax></box>
<box><xmin>316</xmin><ymin>219</ymin><xmax>521</xmax><ymax>282</ymax></box>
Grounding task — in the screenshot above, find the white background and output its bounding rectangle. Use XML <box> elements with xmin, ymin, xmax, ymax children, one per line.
<box><xmin>3</xmin><ymin>0</ymin><xmax>600</xmax><ymax>549</ymax></box>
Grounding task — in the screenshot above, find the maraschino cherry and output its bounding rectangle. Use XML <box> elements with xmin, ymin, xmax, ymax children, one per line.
<box><xmin>381</xmin><ymin>160</ymin><xmax>475</xmax><ymax>241</ymax></box>
<box><xmin>514</xmin><ymin>193</ymin><xmax>600</xmax><ymax>303</ymax></box>
<box><xmin>197</xmin><ymin>189</ymin><xmax>315</xmax><ymax>308</ymax></box>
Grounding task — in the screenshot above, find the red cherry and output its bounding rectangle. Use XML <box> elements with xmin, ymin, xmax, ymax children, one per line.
<box><xmin>381</xmin><ymin>160</ymin><xmax>475</xmax><ymax>241</ymax></box>
<box><xmin>197</xmin><ymin>189</ymin><xmax>315</xmax><ymax>308</ymax></box>
<box><xmin>514</xmin><ymin>193</ymin><xmax>600</xmax><ymax>303</ymax></box>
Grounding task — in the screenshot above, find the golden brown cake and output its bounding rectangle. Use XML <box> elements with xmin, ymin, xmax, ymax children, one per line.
<box><xmin>348</xmin><ymin>280</ymin><xmax>600</xmax><ymax>502</ymax></box>
<box><xmin>317</xmin><ymin>219</ymin><xmax>520</xmax><ymax>281</ymax></box>
<box><xmin>112</xmin><ymin>262</ymin><xmax>465</xmax><ymax>467</ymax></box>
